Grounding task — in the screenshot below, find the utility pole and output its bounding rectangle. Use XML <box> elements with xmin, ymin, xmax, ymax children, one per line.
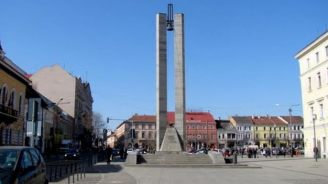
<box><xmin>313</xmin><ymin>114</ymin><xmax>318</xmax><ymax>162</ymax></box>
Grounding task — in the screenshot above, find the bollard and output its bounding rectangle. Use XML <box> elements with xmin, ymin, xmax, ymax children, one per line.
<box><xmin>72</xmin><ymin>163</ymin><xmax>75</xmax><ymax>184</ymax></box>
<box><xmin>49</xmin><ymin>166</ymin><xmax>53</xmax><ymax>181</ymax></box>
<box><xmin>80</xmin><ymin>163</ymin><xmax>83</xmax><ymax>180</ymax></box>
<box><xmin>84</xmin><ymin>162</ymin><xmax>86</xmax><ymax>178</ymax></box>
<box><xmin>76</xmin><ymin>163</ymin><xmax>79</xmax><ymax>181</ymax></box>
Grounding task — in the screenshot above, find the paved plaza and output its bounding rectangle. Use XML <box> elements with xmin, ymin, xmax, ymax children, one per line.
<box><xmin>51</xmin><ymin>156</ymin><xmax>328</xmax><ymax>184</ymax></box>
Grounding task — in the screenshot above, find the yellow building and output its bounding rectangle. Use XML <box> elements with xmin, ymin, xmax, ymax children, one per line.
<box><xmin>0</xmin><ymin>45</ymin><xmax>31</xmax><ymax>145</ymax></box>
<box><xmin>252</xmin><ymin>116</ymin><xmax>288</xmax><ymax>148</ymax></box>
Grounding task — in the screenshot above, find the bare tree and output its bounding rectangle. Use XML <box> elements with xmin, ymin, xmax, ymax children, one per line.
<box><xmin>93</xmin><ymin>112</ymin><xmax>106</xmax><ymax>138</ymax></box>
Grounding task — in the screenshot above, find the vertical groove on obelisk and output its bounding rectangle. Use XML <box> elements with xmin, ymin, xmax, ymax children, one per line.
<box><xmin>156</xmin><ymin>13</ymin><xmax>168</xmax><ymax>151</ymax></box>
<box><xmin>174</xmin><ymin>13</ymin><xmax>186</xmax><ymax>150</ymax></box>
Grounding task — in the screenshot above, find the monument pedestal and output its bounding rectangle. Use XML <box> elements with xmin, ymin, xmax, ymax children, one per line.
<box><xmin>160</xmin><ymin>126</ymin><xmax>183</xmax><ymax>152</ymax></box>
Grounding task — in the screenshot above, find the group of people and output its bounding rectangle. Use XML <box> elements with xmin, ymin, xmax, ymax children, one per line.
<box><xmin>105</xmin><ymin>146</ymin><xmax>128</xmax><ymax>164</ymax></box>
<box><xmin>223</xmin><ymin>146</ymin><xmax>301</xmax><ymax>158</ymax></box>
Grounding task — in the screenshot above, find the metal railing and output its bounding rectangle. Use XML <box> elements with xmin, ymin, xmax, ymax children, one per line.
<box><xmin>46</xmin><ymin>154</ymin><xmax>98</xmax><ymax>183</ymax></box>
<box><xmin>0</xmin><ymin>103</ymin><xmax>18</xmax><ymax>118</ymax></box>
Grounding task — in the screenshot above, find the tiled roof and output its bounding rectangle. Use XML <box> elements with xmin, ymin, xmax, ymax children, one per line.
<box><xmin>280</xmin><ymin>116</ymin><xmax>303</xmax><ymax>124</ymax></box>
<box><xmin>231</xmin><ymin>116</ymin><xmax>253</xmax><ymax>124</ymax></box>
<box><xmin>219</xmin><ymin>122</ymin><xmax>237</xmax><ymax>132</ymax></box>
<box><xmin>167</xmin><ymin>112</ymin><xmax>215</xmax><ymax>124</ymax></box>
<box><xmin>129</xmin><ymin>112</ymin><xmax>215</xmax><ymax>124</ymax></box>
<box><xmin>252</xmin><ymin>116</ymin><xmax>287</xmax><ymax>126</ymax></box>
<box><xmin>130</xmin><ymin>114</ymin><xmax>156</xmax><ymax>123</ymax></box>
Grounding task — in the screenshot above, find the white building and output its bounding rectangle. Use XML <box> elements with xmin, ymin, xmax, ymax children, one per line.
<box><xmin>295</xmin><ymin>31</ymin><xmax>328</xmax><ymax>159</ymax></box>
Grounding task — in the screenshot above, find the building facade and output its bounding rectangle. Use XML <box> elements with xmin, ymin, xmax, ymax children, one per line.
<box><xmin>295</xmin><ymin>31</ymin><xmax>328</xmax><ymax>158</ymax></box>
<box><xmin>113</xmin><ymin>112</ymin><xmax>217</xmax><ymax>151</ymax></box>
<box><xmin>114</xmin><ymin>114</ymin><xmax>156</xmax><ymax>151</ymax></box>
<box><xmin>252</xmin><ymin>116</ymin><xmax>288</xmax><ymax>148</ymax></box>
<box><xmin>280</xmin><ymin>116</ymin><xmax>304</xmax><ymax>148</ymax></box>
<box><xmin>168</xmin><ymin>112</ymin><xmax>217</xmax><ymax>150</ymax></box>
<box><xmin>30</xmin><ymin>64</ymin><xmax>93</xmax><ymax>150</ymax></box>
<box><xmin>0</xmin><ymin>46</ymin><xmax>30</xmax><ymax>146</ymax></box>
<box><xmin>230</xmin><ymin>116</ymin><xmax>253</xmax><ymax>146</ymax></box>
<box><xmin>216</xmin><ymin>119</ymin><xmax>238</xmax><ymax>149</ymax></box>
<box><xmin>223</xmin><ymin>116</ymin><xmax>303</xmax><ymax>149</ymax></box>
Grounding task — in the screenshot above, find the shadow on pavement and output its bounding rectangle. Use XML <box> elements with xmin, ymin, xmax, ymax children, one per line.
<box><xmin>87</xmin><ymin>164</ymin><xmax>123</xmax><ymax>174</ymax></box>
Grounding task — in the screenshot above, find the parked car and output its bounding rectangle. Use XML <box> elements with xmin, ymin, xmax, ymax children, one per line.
<box><xmin>0</xmin><ymin>146</ymin><xmax>48</xmax><ymax>184</ymax></box>
<box><xmin>64</xmin><ymin>148</ymin><xmax>80</xmax><ymax>160</ymax></box>
<box><xmin>112</xmin><ymin>149</ymin><xmax>120</xmax><ymax>156</ymax></box>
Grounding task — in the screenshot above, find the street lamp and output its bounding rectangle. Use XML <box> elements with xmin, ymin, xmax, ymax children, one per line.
<box><xmin>274</xmin><ymin>123</ymin><xmax>277</xmax><ymax>158</ymax></box>
<box><xmin>312</xmin><ymin>114</ymin><xmax>318</xmax><ymax>162</ymax></box>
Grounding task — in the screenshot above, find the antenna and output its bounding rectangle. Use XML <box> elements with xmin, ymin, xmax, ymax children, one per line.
<box><xmin>167</xmin><ymin>4</ymin><xmax>174</xmax><ymax>31</ymax></box>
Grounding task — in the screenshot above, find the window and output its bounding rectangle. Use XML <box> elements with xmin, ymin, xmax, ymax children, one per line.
<box><xmin>323</xmin><ymin>137</ymin><xmax>326</xmax><ymax>153</ymax></box>
<box><xmin>8</xmin><ymin>90</ymin><xmax>15</xmax><ymax>108</ymax></box>
<box><xmin>18</xmin><ymin>95</ymin><xmax>22</xmax><ymax>114</ymax></box>
<box><xmin>318</xmin><ymin>72</ymin><xmax>322</xmax><ymax>88</ymax></box>
<box><xmin>308</xmin><ymin>77</ymin><xmax>312</xmax><ymax>92</ymax></box>
<box><xmin>0</xmin><ymin>85</ymin><xmax>2</xmax><ymax>104</ymax></box>
<box><xmin>310</xmin><ymin>106</ymin><xmax>314</xmax><ymax>117</ymax></box>
<box><xmin>320</xmin><ymin>104</ymin><xmax>324</xmax><ymax>119</ymax></box>
<box><xmin>1</xmin><ymin>85</ymin><xmax>7</xmax><ymax>105</ymax></box>
<box><xmin>326</xmin><ymin>46</ymin><xmax>328</xmax><ymax>57</ymax></box>
<box><xmin>264</xmin><ymin>127</ymin><xmax>266</xmax><ymax>131</ymax></box>
<box><xmin>142</xmin><ymin>132</ymin><xmax>145</xmax><ymax>139</ymax></box>
<box><xmin>307</xmin><ymin>58</ymin><xmax>310</xmax><ymax>69</ymax></box>
<box><xmin>264</xmin><ymin>133</ymin><xmax>267</xmax><ymax>139</ymax></box>
<box><xmin>29</xmin><ymin>149</ymin><xmax>41</xmax><ymax>166</ymax></box>
<box><xmin>20</xmin><ymin>151</ymin><xmax>33</xmax><ymax>170</ymax></box>
<box><xmin>316</xmin><ymin>52</ymin><xmax>320</xmax><ymax>63</ymax></box>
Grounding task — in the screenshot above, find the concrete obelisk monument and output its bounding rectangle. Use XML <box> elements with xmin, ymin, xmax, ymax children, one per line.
<box><xmin>156</xmin><ymin>4</ymin><xmax>186</xmax><ymax>151</ymax></box>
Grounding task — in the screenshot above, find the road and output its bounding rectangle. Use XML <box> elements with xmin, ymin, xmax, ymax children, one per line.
<box><xmin>51</xmin><ymin>156</ymin><xmax>328</xmax><ymax>184</ymax></box>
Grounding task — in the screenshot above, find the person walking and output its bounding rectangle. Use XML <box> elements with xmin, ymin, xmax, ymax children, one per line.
<box><xmin>106</xmin><ymin>146</ymin><xmax>113</xmax><ymax>164</ymax></box>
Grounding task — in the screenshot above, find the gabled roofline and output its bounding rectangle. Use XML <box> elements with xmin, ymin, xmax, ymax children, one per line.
<box><xmin>295</xmin><ymin>30</ymin><xmax>328</xmax><ymax>59</ymax></box>
<box><xmin>0</xmin><ymin>56</ymin><xmax>31</xmax><ymax>85</ymax></box>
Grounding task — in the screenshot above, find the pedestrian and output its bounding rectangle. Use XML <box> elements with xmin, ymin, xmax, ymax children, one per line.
<box><xmin>106</xmin><ymin>146</ymin><xmax>113</xmax><ymax>164</ymax></box>
<box><xmin>119</xmin><ymin>147</ymin><xmax>124</xmax><ymax>159</ymax></box>
<box><xmin>282</xmin><ymin>147</ymin><xmax>286</xmax><ymax>158</ymax></box>
<box><xmin>291</xmin><ymin>147</ymin><xmax>294</xmax><ymax>158</ymax></box>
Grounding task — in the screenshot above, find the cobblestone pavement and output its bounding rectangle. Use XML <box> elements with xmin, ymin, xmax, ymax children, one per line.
<box><xmin>50</xmin><ymin>156</ymin><xmax>328</xmax><ymax>184</ymax></box>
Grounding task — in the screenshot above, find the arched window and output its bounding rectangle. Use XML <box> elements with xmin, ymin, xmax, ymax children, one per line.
<box><xmin>18</xmin><ymin>94</ymin><xmax>23</xmax><ymax>114</ymax></box>
<box><xmin>1</xmin><ymin>85</ymin><xmax>8</xmax><ymax>105</ymax></box>
<box><xmin>8</xmin><ymin>89</ymin><xmax>16</xmax><ymax>108</ymax></box>
<box><xmin>0</xmin><ymin>85</ymin><xmax>2</xmax><ymax>104</ymax></box>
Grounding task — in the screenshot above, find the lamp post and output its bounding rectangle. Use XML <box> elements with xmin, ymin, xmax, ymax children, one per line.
<box><xmin>312</xmin><ymin>114</ymin><xmax>318</xmax><ymax>162</ymax></box>
<box><xmin>274</xmin><ymin>124</ymin><xmax>277</xmax><ymax>158</ymax></box>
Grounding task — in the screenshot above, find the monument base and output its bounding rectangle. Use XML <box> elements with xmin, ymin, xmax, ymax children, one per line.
<box><xmin>160</xmin><ymin>126</ymin><xmax>183</xmax><ymax>152</ymax></box>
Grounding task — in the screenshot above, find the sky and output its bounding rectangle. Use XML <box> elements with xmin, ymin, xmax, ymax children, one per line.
<box><xmin>1</xmin><ymin>0</ymin><xmax>328</xmax><ymax>129</ymax></box>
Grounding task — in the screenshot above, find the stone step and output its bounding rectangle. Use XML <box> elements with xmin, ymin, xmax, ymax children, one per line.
<box><xmin>140</xmin><ymin>154</ymin><xmax>213</xmax><ymax>165</ymax></box>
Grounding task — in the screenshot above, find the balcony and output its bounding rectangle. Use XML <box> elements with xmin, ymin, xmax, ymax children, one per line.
<box><xmin>0</xmin><ymin>104</ymin><xmax>18</xmax><ymax>123</ymax></box>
